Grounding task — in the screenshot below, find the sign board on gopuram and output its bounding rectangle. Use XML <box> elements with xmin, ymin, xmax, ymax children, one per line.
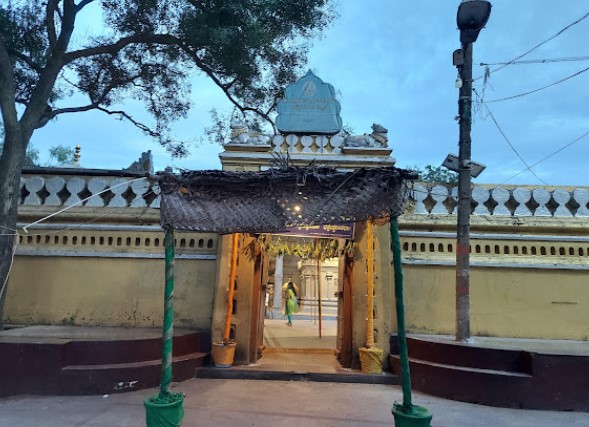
<box><xmin>276</xmin><ymin>70</ymin><xmax>343</xmax><ymax>135</ymax></box>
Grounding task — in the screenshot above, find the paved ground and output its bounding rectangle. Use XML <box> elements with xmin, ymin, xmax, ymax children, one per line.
<box><xmin>3</xmin><ymin>324</ymin><xmax>589</xmax><ymax>425</ymax></box>
<box><xmin>263</xmin><ymin>318</ymin><xmax>337</xmax><ymax>350</ymax></box>
<box><xmin>1</xmin><ymin>378</ymin><xmax>587</xmax><ymax>427</ymax></box>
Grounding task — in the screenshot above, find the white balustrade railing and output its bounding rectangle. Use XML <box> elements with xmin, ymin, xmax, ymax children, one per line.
<box><xmin>19</xmin><ymin>174</ymin><xmax>160</xmax><ymax>209</ymax></box>
<box><xmin>412</xmin><ymin>184</ymin><xmax>589</xmax><ymax>218</ymax></box>
<box><xmin>272</xmin><ymin>134</ymin><xmax>345</xmax><ymax>154</ymax></box>
<box><xmin>19</xmin><ymin>173</ymin><xmax>589</xmax><ymax>218</ymax></box>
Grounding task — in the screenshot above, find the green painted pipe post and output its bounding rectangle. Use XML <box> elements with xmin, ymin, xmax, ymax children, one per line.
<box><xmin>160</xmin><ymin>227</ymin><xmax>175</xmax><ymax>396</ymax></box>
<box><xmin>390</xmin><ymin>217</ymin><xmax>432</xmax><ymax>426</ymax></box>
<box><xmin>391</xmin><ymin>217</ymin><xmax>412</xmax><ymax>408</ymax></box>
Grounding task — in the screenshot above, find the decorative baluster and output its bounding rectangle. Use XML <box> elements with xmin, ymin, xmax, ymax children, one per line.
<box><xmin>532</xmin><ymin>189</ymin><xmax>551</xmax><ymax>216</ymax></box>
<box><xmin>272</xmin><ymin>135</ymin><xmax>285</xmax><ymax>152</ymax></box>
<box><xmin>286</xmin><ymin>134</ymin><xmax>298</xmax><ymax>153</ymax></box>
<box><xmin>450</xmin><ymin>186</ymin><xmax>458</xmax><ymax>214</ymax></box>
<box><xmin>131</xmin><ymin>179</ymin><xmax>149</xmax><ymax>208</ymax></box>
<box><xmin>513</xmin><ymin>188</ymin><xmax>532</xmax><ymax>216</ymax></box>
<box><xmin>23</xmin><ymin>176</ymin><xmax>44</xmax><ymax>205</ymax></box>
<box><xmin>150</xmin><ymin>184</ymin><xmax>161</xmax><ymax>208</ymax></box>
<box><xmin>491</xmin><ymin>188</ymin><xmax>510</xmax><ymax>215</ymax></box>
<box><xmin>86</xmin><ymin>178</ymin><xmax>107</xmax><ymax>207</ymax></box>
<box><xmin>45</xmin><ymin>176</ymin><xmax>65</xmax><ymax>206</ymax></box>
<box><xmin>430</xmin><ymin>186</ymin><xmax>449</xmax><ymax>214</ymax></box>
<box><xmin>109</xmin><ymin>178</ymin><xmax>129</xmax><ymax>207</ymax></box>
<box><xmin>329</xmin><ymin>135</ymin><xmax>344</xmax><ymax>154</ymax></box>
<box><xmin>552</xmin><ymin>189</ymin><xmax>572</xmax><ymax>217</ymax></box>
<box><xmin>65</xmin><ymin>177</ymin><xmax>85</xmax><ymax>206</ymax></box>
<box><xmin>472</xmin><ymin>187</ymin><xmax>490</xmax><ymax>215</ymax></box>
<box><xmin>413</xmin><ymin>184</ymin><xmax>428</xmax><ymax>214</ymax></box>
<box><xmin>573</xmin><ymin>189</ymin><xmax>589</xmax><ymax>217</ymax></box>
<box><xmin>301</xmin><ymin>135</ymin><xmax>313</xmax><ymax>153</ymax></box>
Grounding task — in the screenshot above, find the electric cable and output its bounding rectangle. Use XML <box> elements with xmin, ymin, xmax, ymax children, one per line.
<box><xmin>484</xmin><ymin>66</ymin><xmax>589</xmax><ymax>104</ymax></box>
<box><xmin>474</xmin><ymin>10</ymin><xmax>589</xmax><ymax>81</ymax></box>
<box><xmin>474</xmin><ymin>90</ymin><xmax>548</xmax><ymax>185</ymax></box>
<box><xmin>500</xmin><ymin>129</ymin><xmax>589</xmax><ymax>185</ymax></box>
<box><xmin>481</xmin><ymin>55</ymin><xmax>589</xmax><ymax>66</ymax></box>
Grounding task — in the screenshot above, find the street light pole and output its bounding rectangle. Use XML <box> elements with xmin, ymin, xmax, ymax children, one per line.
<box><xmin>455</xmin><ymin>0</ymin><xmax>491</xmax><ymax>342</ymax></box>
<box><xmin>456</xmin><ymin>42</ymin><xmax>473</xmax><ymax>342</ymax></box>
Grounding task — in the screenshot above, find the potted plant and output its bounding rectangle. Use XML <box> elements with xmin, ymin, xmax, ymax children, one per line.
<box><xmin>211</xmin><ymin>233</ymin><xmax>239</xmax><ymax>367</ymax></box>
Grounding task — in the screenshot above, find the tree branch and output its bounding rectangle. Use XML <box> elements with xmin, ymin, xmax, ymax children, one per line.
<box><xmin>75</xmin><ymin>0</ymin><xmax>96</xmax><ymax>13</ymax></box>
<box><xmin>0</xmin><ymin>40</ymin><xmax>19</xmax><ymax>129</ymax></box>
<box><xmin>179</xmin><ymin>45</ymin><xmax>276</xmax><ymax>128</ymax></box>
<box><xmin>63</xmin><ymin>33</ymin><xmax>178</xmax><ymax>64</ymax></box>
<box><xmin>51</xmin><ymin>68</ymin><xmax>144</xmax><ymax>119</ymax></box>
<box><xmin>6</xmin><ymin>48</ymin><xmax>43</xmax><ymax>73</ymax></box>
<box><xmin>50</xmin><ymin>103</ymin><xmax>98</xmax><ymax>116</ymax></box>
<box><xmin>20</xmin><ymin>0</ymin><xmax>77</xmax><ymax>131</ymax></box>
<box><xmin>97</xmin><ymin>106</ymin><xmax>160</xmax><ymax>137</ymax></box>
<box><xmin>46</xmin><ymin>0</ymin><xmax>58</xmax><ymax>48</ymax></box>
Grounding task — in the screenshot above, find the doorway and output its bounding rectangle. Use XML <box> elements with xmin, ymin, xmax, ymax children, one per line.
<box><xmin>258</xmin><ymin>249</ymin><xmax>353</xmax><ymax>372</ymax></box>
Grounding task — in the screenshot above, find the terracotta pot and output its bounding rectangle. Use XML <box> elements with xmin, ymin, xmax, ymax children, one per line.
<box><xmin>358</xmin><ymin>346</ymin><xmax>384</xmax><ymax>374</ymax></box>
<box><xmin>211</xmin><ymin>341</ymin><xmax>237</xmax><ymax>368</ymax></box>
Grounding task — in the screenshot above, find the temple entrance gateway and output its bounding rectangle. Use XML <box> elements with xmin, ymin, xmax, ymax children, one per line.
<box><xmin>206</xmin><ymin>71</ymin><xmax>405</xmax><ymax>371</ymax></box>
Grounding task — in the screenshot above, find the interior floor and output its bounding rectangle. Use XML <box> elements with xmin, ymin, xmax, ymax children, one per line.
<box><xmin>258</xmin><ymin>318</ymin><xmax>345</xmax><ymax>372</ymax></box>
<box><xmin>263</xmin><ymin>318</ymin><xmax>336</xmax><ymax>350</ymax></box>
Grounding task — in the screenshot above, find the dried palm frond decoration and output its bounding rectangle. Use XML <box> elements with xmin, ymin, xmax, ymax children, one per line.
<box><xmin>158</xmin><ymin>166</ymin><xmax>416</xmax><ymax>233</ymax></box>
<box><xmin>257</xmin><ymin>234</ymin><xmax>354</xmax><ymax>261</ymax></box>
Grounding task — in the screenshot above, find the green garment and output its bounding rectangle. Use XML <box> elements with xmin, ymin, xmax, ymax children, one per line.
<box><xmin>285</xmin><ymin>288</ymin><xmax>298</xmax><ymax>315</ymax></box>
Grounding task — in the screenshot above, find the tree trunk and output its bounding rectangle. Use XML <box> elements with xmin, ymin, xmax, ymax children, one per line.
<box><xmin>0</xmin><ymin>127</ymin><xmax>28</xmax><ymax>330</ymax></box>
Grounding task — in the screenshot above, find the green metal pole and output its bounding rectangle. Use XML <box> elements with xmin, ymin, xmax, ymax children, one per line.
<box><xmin>160</xmin><ymin>227</ymin><xmax>175</xmax><ymax>396</ymax></box>
<box><xmin>390</xmin><ymin>217</ymin><xmax>412</xmax><ymax>409</ymax></box>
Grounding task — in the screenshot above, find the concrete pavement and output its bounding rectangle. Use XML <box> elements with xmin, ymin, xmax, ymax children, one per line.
<box><xmin>1</xmin><ymin>379</ymin><xmax>587</xmax><ymax>427</ymax></box>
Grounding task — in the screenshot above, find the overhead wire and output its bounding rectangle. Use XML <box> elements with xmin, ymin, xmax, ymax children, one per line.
<box><xmin>480</xmin><ymin>55</ymin><xmax>589</xmax><ymax>66</ymax></box>
<box><xmin>474</xmin><ymin>9</ymin><xmax>589</xmax><ymax>81</ymax></box>
<box><xmin>474</xmin><ymin>89</ymin><xmax>548</xmax><ymax>185</ymax></box>
<box><xmin>500</xmin><ymin>129</ymin><xmax>589</xmax><ymax>185</ymax></box>
<box><xmin>484</xmin><ymin>66</ymin><xmax>589</xmax><ymax>104</ymax></box>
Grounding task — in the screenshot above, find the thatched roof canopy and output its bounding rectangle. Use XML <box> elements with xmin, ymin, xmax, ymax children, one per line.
<box><xmin>158</xmin><ymin>166</ymin><xmax>415</xmax><ymax>234</ymax></box>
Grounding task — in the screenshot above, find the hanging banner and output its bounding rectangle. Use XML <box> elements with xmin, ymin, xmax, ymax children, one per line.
<box><xmin>275</xmin><ymin>223</ymin><xmax>354</xmax><ymax>239</ymax></box>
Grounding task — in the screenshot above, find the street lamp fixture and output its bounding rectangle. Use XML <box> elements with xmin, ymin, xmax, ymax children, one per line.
<box><xmin>454</xmin><ymin>0</ymin><xmax>491</xmax><ymax>342</ymax></box>
<box><xmin>457</xmin><ymin>0</ymin><xmax>492</xmax><ymax>44</ymax></box>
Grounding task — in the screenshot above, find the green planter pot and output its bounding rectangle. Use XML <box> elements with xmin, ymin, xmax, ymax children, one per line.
<box><xmin>392</xmin><ymin>403</ymin><xmax>432</xmax><ymax>427</ymax></box>
<box><xmin>144</xmin><ymin>393</ymin><xmax>184</xmax><ymax>427</ymax></box>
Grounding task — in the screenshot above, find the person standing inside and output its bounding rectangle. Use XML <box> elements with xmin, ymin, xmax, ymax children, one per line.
<box><xmin>285</xmin><ymin>281</ymin><xmax>299</xmax><ymax>326</ymax></box>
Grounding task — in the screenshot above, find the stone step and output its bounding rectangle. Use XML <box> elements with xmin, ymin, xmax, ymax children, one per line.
<box><xmin>195</xmin><ymin>366</ymin><xmax>397</xmax><ymax>385</ymax></box>
<box><xmin>59</xmin><ymin>352</ymin><xmax>208</xmax><ymax>395</ymax></box>
<box><xmin>390</xmin><ymin>335</ymin><xmax>533</xmax><ymax>374</ymax></box>
<box><xmin>390</xmin><ymin>355</ymin><xmax>534</xmax><ymax>409</ymax></box>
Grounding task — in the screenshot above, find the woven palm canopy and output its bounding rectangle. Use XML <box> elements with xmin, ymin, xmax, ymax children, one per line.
<box><xmin>158</xmin><ymin>166</ymin><xmax>416</xmax><ymax>234</ymax></box>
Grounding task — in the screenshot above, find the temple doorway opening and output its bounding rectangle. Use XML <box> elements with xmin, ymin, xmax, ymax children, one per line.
<box><xmin>258</xmin><ymin>235</ymin><xmax>351</xmax><ymax>370</ymax></box>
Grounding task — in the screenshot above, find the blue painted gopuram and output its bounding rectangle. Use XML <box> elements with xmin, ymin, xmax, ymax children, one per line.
<box><xmin>276</xmin><ymin>70</ymin><xmax>343</xmax><ymax>134</ymax></box>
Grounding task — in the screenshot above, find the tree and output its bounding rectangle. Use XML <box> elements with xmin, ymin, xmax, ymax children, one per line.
<box><xmin>48</xmin><ymin>144</ymin><xmax>75</xmax><ymax>166</ymax></box>
<box><xmin>0</xmin><ymin>0</ymin><xmax>335</xmax><ymax>328</ymax></box>
<box><xmin>413</xmin><ymin>165</ymin><xmax>459</xmax><ymax>185</ymax></box>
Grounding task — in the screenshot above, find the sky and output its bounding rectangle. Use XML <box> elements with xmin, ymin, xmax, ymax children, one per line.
<box><xmin>31</xmin><ymin>1</ymin><xmax>589</xmax><ymax>186</ymax></box>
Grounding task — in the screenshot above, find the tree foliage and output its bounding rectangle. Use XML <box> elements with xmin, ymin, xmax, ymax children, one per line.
<box><xmin>1</xmin><ymin>0</ymin><xmax>334</xmax><ymax>152</ymax></box>
<box><xmin>412</xmin><ymin>165</ymin><xmax>459</xmax><ymax>185</ymax></box>
<box><xmin>48</xmin><ymin>144</ymin><xmax>75</xmax><ymax>166</ymax></box>
<box><xmin>0</xmin><ymin>0</ymin><xmax>335</xmax><ymax>328</ymax></box>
